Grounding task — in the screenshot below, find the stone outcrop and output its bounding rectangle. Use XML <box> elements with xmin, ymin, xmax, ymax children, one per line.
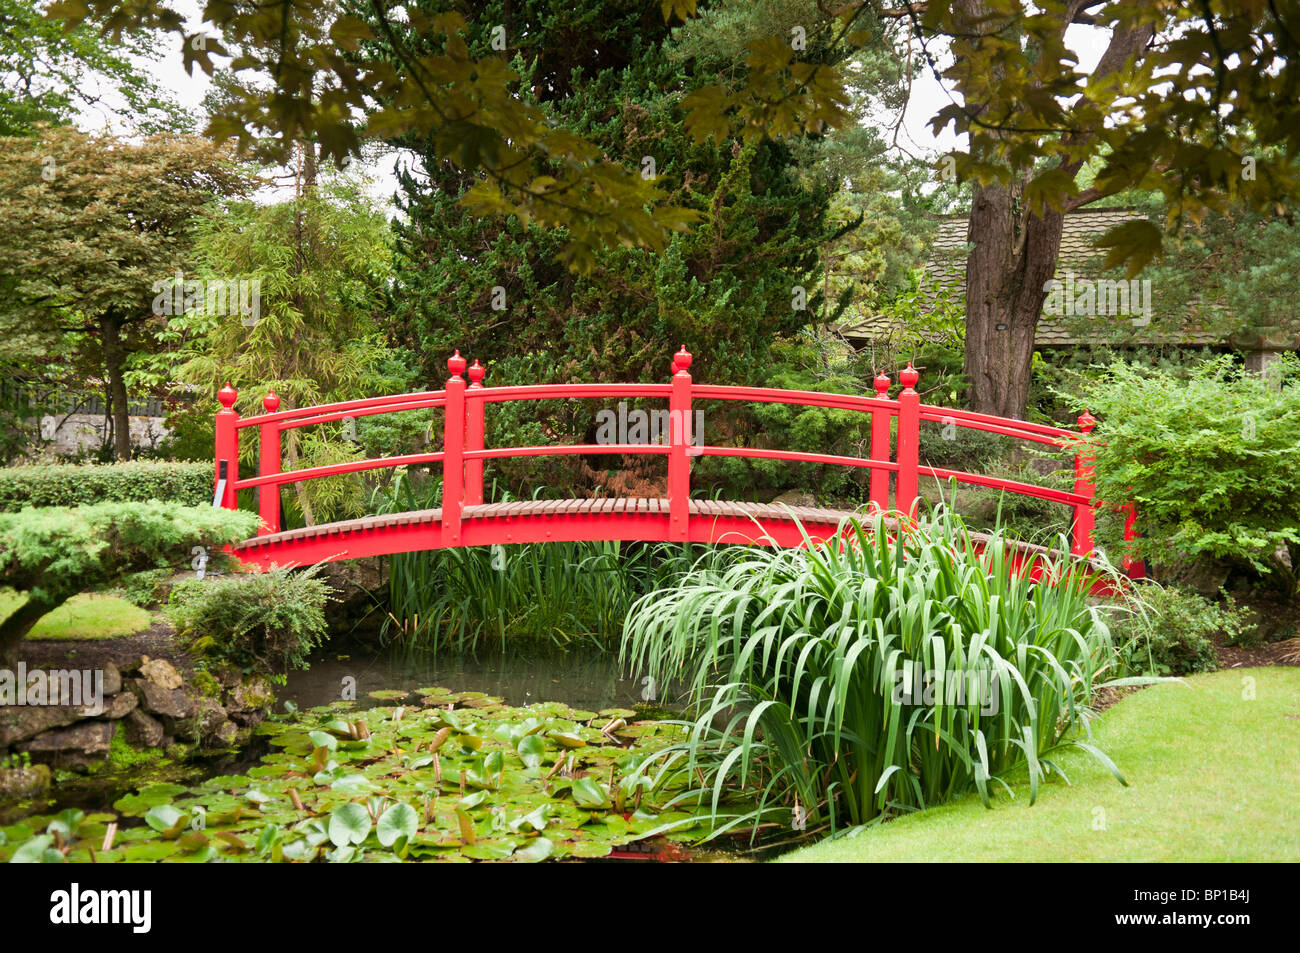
<box><xmin>2</xmin><ymin>655</ymin><xmax>279</xmax><ymax>779</ymax></box>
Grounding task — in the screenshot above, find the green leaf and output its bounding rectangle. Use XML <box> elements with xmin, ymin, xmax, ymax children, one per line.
<box><xmin>376</xmin><ymin>802</ymin><xmax>419</xmax><ymax>848</ymax></box>
<box><xmin>327</xmin><ymin>803</ymin><xmax>371</xmax><ymax>848</ymax></box>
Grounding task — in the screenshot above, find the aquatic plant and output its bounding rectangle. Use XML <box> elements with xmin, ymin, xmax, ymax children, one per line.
<box><xmin>0</xmin><ymin>691</ymin><xmax>732</xmax><ymax>863</ymax></box>
<box><xmin>621</xmin><ymin>508</ymin><xmax>1146</xmax><ymax>838</ymax></box>
<box><xmin>379</xmin><ymin>474</ymin><xmax>694</xmax><ymax>653</ymax></box>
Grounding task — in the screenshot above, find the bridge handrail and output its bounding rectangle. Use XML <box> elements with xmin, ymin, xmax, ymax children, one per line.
<box><xmin>468</xmin><ymin>382</ymin><xmax>672</xmax><ymax>404</ymax></box>
<box><xmin>213</xmin><ymin>346</ymin><xmax>1137</xmax><ymax>570</ymax></box>
<box><xmin>692</xmin><ymin>383</ymin><xmax>896</xmax><ymax>414</ymax></box>
<box><xmin>235</xmin><ymin>389</ymin><xmax>448</xmax><ymax>429</ymax></box>
<box><xmin>918</xmin><ymin>405</ymin><xmax>1076</xmax><ymax>445</ymax></box>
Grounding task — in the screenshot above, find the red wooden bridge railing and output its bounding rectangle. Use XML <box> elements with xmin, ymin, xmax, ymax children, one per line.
<box><xmin>213</xmin><ymin>346</ymin><xmax>1141</xmax><ymax>572</ymax></box>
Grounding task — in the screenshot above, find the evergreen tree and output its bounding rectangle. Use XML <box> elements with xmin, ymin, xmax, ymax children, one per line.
<box><xmin>378</xmin><ymin>0</ymin><xmax>884</xmax><ymax>497</ymax></box>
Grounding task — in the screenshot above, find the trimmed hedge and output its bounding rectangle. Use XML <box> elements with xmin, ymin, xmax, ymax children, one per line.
<box><xmin>0</xmin><ymin>461</ymin><xmax>212</xmax><ymax>511</ymax></box>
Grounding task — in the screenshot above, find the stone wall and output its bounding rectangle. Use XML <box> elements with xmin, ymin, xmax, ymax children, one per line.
<box><xmin>0</xmin><ymin>657</ymin><xmax>274</xmax><ymax>796</ymax></box>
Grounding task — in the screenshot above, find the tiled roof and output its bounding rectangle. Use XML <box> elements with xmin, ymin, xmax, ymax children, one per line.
<box><xmin>839</xmin><ymin>207</ymin><xmax>1222</xmax><ymax>346</ymax></box>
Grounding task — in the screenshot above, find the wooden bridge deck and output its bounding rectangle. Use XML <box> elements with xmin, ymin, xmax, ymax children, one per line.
<box><xmin>229</xmin><ymin>497</ymin><xmax>1088</xmax><ymax>584</ymax></box>
<box><xmin>233</xmin><ymin>497</ymin><xmax>862</xmax><ymax>568</ymax></box>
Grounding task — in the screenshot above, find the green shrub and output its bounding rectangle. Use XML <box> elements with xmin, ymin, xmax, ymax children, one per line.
<box><xmin>168</xmin><ymin>566</ymin><xmax>336</xmax><ymax>673</ymax></box>
<box><xmin>1073</xmin><ymin>356</ymin><xmax>1300</xmax><ymax>599</ymax></box>
<box><xmin>0</xmin><ymin>502</ymin><xmax>258</xmax><ymax>660</ymax></box>
<box><xmin>621</xmin><ymin>508</ymin><xmax>1136</xmax><ymax>835</ymax></box>
<box><xmin>1115</xmin><ymin>584</ymin><xmax>1250</xmax><ymax>675</ymax></box>
<box><xmin>0</xmin><ymin>461</ymin><xmax>211</xmax><ymax>511</ymax></box>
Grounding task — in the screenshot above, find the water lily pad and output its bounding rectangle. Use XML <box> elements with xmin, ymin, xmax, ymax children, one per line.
<box><xmin>512</xmin><ymin>836</ymin><xmax>554</xmax><ymax>862</ymax></box>
<box><xmin>328</xmin><ymin>803</ymin><xmax>371</xmax><ymax>848</ymax></box>
<box><xmin>377</xmin><ymin>802</ymin><xmax>418</xmax><ymax>848</ymax></box>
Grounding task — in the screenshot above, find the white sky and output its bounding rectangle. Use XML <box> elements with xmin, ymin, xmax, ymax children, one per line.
<box><xmin>75</xmin><ymin>4</ymin><xmax>1114</xmax><ymax>208</ymax></box>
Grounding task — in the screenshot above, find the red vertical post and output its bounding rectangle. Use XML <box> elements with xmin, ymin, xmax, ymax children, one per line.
<box><xmin>464</xmin><ymin>360</ymin><xmax>486</xmax><ymax>506</ymax></box>
<box><xmin>1072</xmin><ymin>411</ymin><xmax>1097</xmax><ymax>557</ymax></box>
<box><xmin>214</xmin><ymin>383</ymin><xmax>239</xmax><ymax>510</ymax></box>
<box><xmin>257</xmin><ymin>390</ymin><xmax>281</xmax><ymax>535</ymax></box>
<box><xmin>869</xmin><ymin>371</ymin><xmax>891</xmax><ymax>511</ymax></box>
<box><xmin>1121</xmin><ymin>501</ymin><xmax>1145</xmax><ymax>578</ymax></box>
<box><xmin>442</xmin><ymin>351</ymin><xmax>467</xmax><ymax>546</ymax></box>
<box><xmin>667</xmin><ymin>346</ymin><xmax>693</xmax><ymax>542</ymax></box>
<box><xmin>895</xmin><ymin>364</ymin><xmax>920</xmax><ymax>518</ymax></box>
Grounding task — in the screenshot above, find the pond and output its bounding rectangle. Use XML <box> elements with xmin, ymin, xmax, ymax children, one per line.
<box><xmin>283</xmin><ymin>648</ymin><xmax>675</xmax><ymax>714</ymax></box>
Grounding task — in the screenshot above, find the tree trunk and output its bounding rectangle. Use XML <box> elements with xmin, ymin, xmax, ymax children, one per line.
<box><xmin>0</xmin><ymin>593</ymin><xmax>66</xmax><ymax>667</ymax></box>
<box><xmin>962</xmin><ymin>185</ymin><xmax>1066</xmax><ymax>418</ymax></box>
<box><xmin>100</xmin><ymin>311</ymin><xmax>133</xmax><ymax>461</ymax></box>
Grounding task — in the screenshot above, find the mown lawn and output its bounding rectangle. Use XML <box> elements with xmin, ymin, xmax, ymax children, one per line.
<box><xmin>0</xmin><ymin>590</ymin><xmax>151</xmax><ymax>640</ymax></box>
<box><xmin>780</xmin><ymin>667</ymin><xmax>1300</xmax><ymax>862</ymax></box>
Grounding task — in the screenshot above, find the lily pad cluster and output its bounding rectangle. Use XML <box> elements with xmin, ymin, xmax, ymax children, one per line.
<box><xmin>1</xmin><ymin>689</ymin><xmax>734</xmax><ymax>863</ymax></box>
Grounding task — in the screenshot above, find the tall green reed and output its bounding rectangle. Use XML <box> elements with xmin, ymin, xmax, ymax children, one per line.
<box><xmin>377</xmin><ymin>472</ymin><xmax>693</xmax><ymax>654</ymax></box>
<box><xmin>620</xmin><ymin>507</ymin><xmax>1143</xmax><ymax>839</ymax></box>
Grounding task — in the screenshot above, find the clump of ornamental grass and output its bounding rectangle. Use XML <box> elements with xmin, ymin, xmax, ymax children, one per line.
<box><xmin>620</xmin><ymin>507</ymin><xmax>1147</xmax><ymax>840</ymax></box>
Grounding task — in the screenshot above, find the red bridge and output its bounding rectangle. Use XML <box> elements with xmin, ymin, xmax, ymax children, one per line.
<box><xmin>213</xmin><ymin>347</ymin><xmax>1139</xmax><ymax>576</ymax></box>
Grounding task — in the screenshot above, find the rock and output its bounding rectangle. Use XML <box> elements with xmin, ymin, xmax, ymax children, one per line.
<box><xmin>94</xmin><ymin>692</ymin><xmax>138</xmax><ymax>720</ymax></box>
<box><xmin>0</xmin><ymin>763</ymin><xmax>51</xmax><ymax>798</ymax></box>
<box><xmin>771</xmin><ymin>490</ymin><xmax>816</xmax><ymax>508</ymax></box>
<box><xmin>209</xmin><ymin>720</ymin><xmax>239</xmax><ymax>748</ymax></box>
<box><xmin>100</xmin><ymin>662</ymin><xmax>122</xmax><ymax>697</ymax></box>
<box><xmin>122</xmin><ymin>709</ymin><xmax>166</xmax><ymax>748</ymax></box>
<box><xmin>225</xmin><ymin>675</ymin><xmax>275</xmax><ymax>716</ymax></box>
<box><xmin>0</xmin><ymin>704</ymin><xmax>83</xmax><ymax>747</ymax></box>
<box><xmin>213</xmin><ymin>663</ymin><xmax>243</xmax><ymax>691</ymax></box>
<box><xmin>139</xmin><ymin>657</ymin><xmax>183</xmax><ymax>690</ymax></box>
<box><xmin>170</xmin><ymin>697</ymin><xmax>227</xmax><ymax>743</ymax></box>
<box><xmin>128</xmin><ymin>678</ymin><xmax>198</xmax><ymax>719</ymax></box>
<box><xmin>19</xmin><ymin>721</ymin><xmax>114</xmax><ymax>765</ymax></box>
<box><xmin>228</xmin><ymin>707</ymin><xmax>266</xmax><ymax>728</ymax></box>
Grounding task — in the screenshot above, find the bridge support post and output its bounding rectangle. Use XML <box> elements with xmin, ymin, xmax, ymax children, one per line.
<box><xmin>870</xmin><ymin>372</ymin><xmax>891</xmax><ymax>511</ymax></box>
<box><xmin>668</xmin><ymin>347</ymin><xmax>693</xmax><ymax>542</ymax></box>
<box><xmin>1072</xmin><ymin>411</ymin><xmax>1097</xmax><ymax>557</ymax></box>
<box><xmin>442</xmin><ymin>352</ymin><xmax>467</xmax><ymax>545</ymax></box>
<box><xmin>1121</xmin><ymin>501</ymin><xmax>1145</xmax><ymax>578</ymax></box>
<box><xmin>258</xmin><ymin>390</ymin><xmax>282</xmax><ymax>535</ymax></box>
<box><xmin>895</xmin><ymin>364</ymin><xmax>920</xmax><ymax>518</ymax></box>
<box><xmin>214</xmin><ymin>383</ymin><xmax>239</xmax><ymax>510</ymax></box>
<box><xmin>464</xmin><ymin>361</ymin><xmax>486</xmax><ymax>506</ymax></box>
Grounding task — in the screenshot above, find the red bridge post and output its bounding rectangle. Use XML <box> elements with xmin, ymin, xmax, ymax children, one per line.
<box><xmin>442</xmin><ymin>352</ymin><xmax>467</xmax><ymax>545</ymax></box>
<box><xmin>1072</xmin><ymin>411</ymin><xmax>1097</xmax><ymax>557</ymax></box>
<box><xmin>668</xmin><ymin>346</ymin><xmax>693</xmax><ymax>542</ymax></box>
<box><xmin>895</xmin><ymin>364</ymin><xmax>920</xmax><ymax>517</ymax></box>
<box><xmin>214</xmin><ymin>383</ymin><xmax>239</xmax><ymax>510</ymax></box>
<box><xmin>464</xmin><ymin>360</ymin><xmax>486</xmax><ymax>506</ymax></box>
<box><xmin>870</xmin><ymin>371</ymin><xmax>891</xmax><ymax>510</ymax></box>
<box><xmin>1121</xmin><ymin>502</ymin><xmax>1145</xmax><ymax>578</ymax></box>
<box><xmin>258</xmin><ymin>390</ymin><xmax>281</xmax><ymax>534</ymax></box>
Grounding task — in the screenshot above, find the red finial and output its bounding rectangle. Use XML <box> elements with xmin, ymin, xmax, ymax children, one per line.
<box><xmin>899</xmin><ymin>363</ymin><xmax>919</xmax><ymax>392</ymax></box>
<box><xmin>218</xmin><ymin>382</ymin><xmax>238</xmax><ymax>409</ymax></box>
<box><xmin>467</xmin><ymin>360</ymin><xmax>486</xmax><ymax>386</ymax></box>
<box><xmin>873</xmin><ymin>371</ymin><xmax>891</xmax><ymax>397</ymax></box>
<box><xmin>1077</xmin><ymin>410</ymin><xmax>1096</xmax><ymax>434</ymax></box>
<box><xmin>263</xmin><ymin>389</ymin><xmax>280</xmax><ymax>413</ymax></box>
<box><xmin>447</xmin><ymin>350</ymin><xmax>467</xmax><ymax>379</ymax></box>
<box><xmin>671</xmin><ymin>346</ymin><xmax>693</xmax><ymax>375</ymax></box>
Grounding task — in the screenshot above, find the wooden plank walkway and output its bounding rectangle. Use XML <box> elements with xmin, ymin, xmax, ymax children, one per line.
<box><xmin>237</xmin><ymin>497</ymin><xmax>858</xmax><ymax>551</ymax></box>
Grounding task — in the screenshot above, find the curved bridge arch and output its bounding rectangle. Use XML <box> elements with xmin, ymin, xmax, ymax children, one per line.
<box><xmin>212</xmin><ymin>348</ymin><xmax>1141</xmax><ymax>578</ymax></box>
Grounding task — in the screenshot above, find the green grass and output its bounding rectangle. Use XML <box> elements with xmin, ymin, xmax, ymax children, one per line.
<box><xmin>778</xmin><ymin>667</ymin><xmax>1300</xmax><ymax>862</ymax></box>
<box><xmin>0</xmin><ymin>590</ymin><xmax>152</xmax><ymax>641</ymax></box>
